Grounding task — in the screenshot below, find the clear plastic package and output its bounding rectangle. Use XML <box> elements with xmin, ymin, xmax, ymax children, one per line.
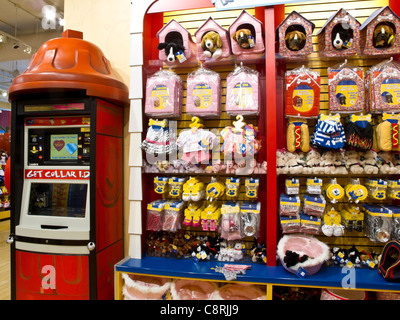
<box><xmin>328</xmin><ymin>60</ymin><xmax>364</xmax><ymax>113</ymax></box>
<box><xmin>285</xmin><ymin>178</ymin><xmax>299</xmax><ymax>195</ymax></box>
<box><xmin>186</xmin><ymin>66</ymin><xmax>221</xmax><ymax>118</ymax></box>
<box><xmin>344</xmin><ymin>178</ymin><xmax>368</xmax><ymax>203</ymax></box>
<box><xmin>145</xmin><ymin>69</ymin><xmax>183</xmax><ymax>118</ymax></box>
<box><xmin>300</xmin><ymin>212</ymin><xmax>321</xmax><ymax>234</ymax></box>
<box><xmin>388</xmin><ymin>179</ymin><xmax>400</xmax><ymax>200</ymax></box>
<box><xmin>220</xmin><ymin>202</ymin><xmax>242</xmax><ymax>240</ymax></box>
<box><xmin>280</xmin><ymin>213</ymin><xmax>300</xmax><ymax>234</ymax></box>
<box><xmin>285</xmin><ymin>65</ymin><xmax>321</xmax><ymax>118</ymax></box>
<box><xmin>154</xmin><ymin>176</ymin><xmax>168</xmax><ymax>194</ymax></box>
<box><xmin>365</xmin><ymin>178</ymin><xmax>387</xmax><ymax>200</ymax></box>
<box><xmin>241</xmin><ymin>201</ymin><xmax>261</xmax><ymax>238</ymax></box>
<box><xmin>146</xmin><ymin>199</ymin><xmax>168</xmax><ymax>231</ymax></box>
<box><xmin>163</xmin><ymin>200</ymin><xmax>185</xmax><ymax>232</ymax></box>
<box><xmin>168</xmin><ymin>177</ymin><xmax>186</xmax><ymax>198</ymax></box>
<box><xmin>279</xmin><ymin>194</ymin><xmax>301</xmax><ymax>216</ymax></box>
<box><xmin>245</xmin><ymin>177</ymin><xmax>259</xmax><ymax>199</ymax></box>
<box><xmin>225</xmin><ymin>177</ymin><xmax>241</xmax><ymax>199</ymax></box>
<box><xmin>365</xmin><ymin>58</ymin><xmax>400</xmax><ymax>114</ymax></box>
<box><xmin>303</xmin><ymin>194</ymin><xmax>326</xmax><ymax>217</ymax></box>
<box><xmin>340</xmin><ymin>205</ymin><xmax>364</xmax><ymax>232</ymax></box>
<box><xmin>384</xmin><ymin>206</ymin><xmax>400</xmax><ymax>241</ymax></box>
<box><xmin>363</xmin><ymin>204</ymin><xmax>392</xmax><ymax>243</ymax></box>
<box><xmin>225</xmin><ymin>64</ymin><xmax>260</xmax><ymax>116</ymax></box>
<box><xmin>306</xmin><ymin>178</ymin><xmax>323</xmax><ymax>194</ymax></box>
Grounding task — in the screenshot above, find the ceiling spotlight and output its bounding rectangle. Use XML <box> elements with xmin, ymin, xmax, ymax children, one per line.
<box><xmin>1</xmin><ymin>90</ymin><xmax>7</xmax><ymax>98</ymax></box>
<box><xmin>0</xmin><ymin>34</ymin><xmax>5</xmax><ymax>43</ymax></box>
<box><xmin>59</xmin><ymin>18</ymin><xmax>65</xmax><ymax>26</ymax></box>
<box><xmin>24</xmin><ymin>46</ymin><xmax>32</xmax><ymax>54</ymax></box>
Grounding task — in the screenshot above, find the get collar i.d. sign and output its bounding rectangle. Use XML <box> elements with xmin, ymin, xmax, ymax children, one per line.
<box><xmin>212</xmin><ymin>0</ymin><xmax>319</xmax><ymax>10</ymax></box>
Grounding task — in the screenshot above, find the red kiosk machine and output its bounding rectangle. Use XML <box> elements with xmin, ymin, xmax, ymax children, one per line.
<box><xmin>7</xmin><ymin>30</ymin><xmax>128</xmax><ymax>300</ymax></box>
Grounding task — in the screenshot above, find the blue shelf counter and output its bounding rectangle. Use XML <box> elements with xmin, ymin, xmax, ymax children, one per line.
<box><xmin>114</xmin><ymin>256</ymin><xmax>400</xmax><ymax>300</ymax></box>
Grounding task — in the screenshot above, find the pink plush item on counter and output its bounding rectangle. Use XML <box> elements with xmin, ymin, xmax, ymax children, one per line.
<box><xmin>228</xmin><ymin>10</ymin><xmax>265</xmax><ymax>61</ymax></box>
<box><xmin>122</xmin><ymin>273</ymin><xmax>171</xmax><ymax>300</ymax></box>
<box><xmin>214</xmin><ymin>284</ymin><xmax>265</xmax><ymax>300</ymax></box>
<box><xmin>186</xmin><ymin>66</ymin><xmax>221</xmax><ymax>118</ymax></box>
<box><xmin>277</xmin><ymin>235</ymin><xmax>330</xmax><ymax>275</ymax></box>
<box><xmin>225</xmin><ymin>65</ymin><xmax>260</xmax><ymax>116</ymax></box>
<box><xmin>145</xmin><ymin>69</ymin><xmax>183</xmax><ymax>118</ymax></box>
<box><xmin>170</xmin><ymin>279</ymin><xmax>219</xmax><ymax>300</ymax></box>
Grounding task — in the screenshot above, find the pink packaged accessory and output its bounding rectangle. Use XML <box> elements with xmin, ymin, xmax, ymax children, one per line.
<box><xmin>226</xmin><ymin>64</ymin><xmax>260</xmax><ymax>116</ymax></box>
<box><xmin>186</xmin><ymin>66</ymin><xmax>221</xmax><ymax>118</ymax></box>
<box><xmin>145</xmin><ymin>69</ymin><xmax>183</xmax><ymax>118</ymax></box>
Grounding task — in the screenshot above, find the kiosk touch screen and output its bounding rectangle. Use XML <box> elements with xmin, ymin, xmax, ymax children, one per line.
<box><xmin>28</xmin><ymin>182</ymin><xmax>87</xmax><ymax>218</ymax></box>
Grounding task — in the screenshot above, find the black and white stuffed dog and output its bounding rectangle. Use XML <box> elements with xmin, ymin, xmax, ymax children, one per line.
<box><xmin>332</xmin><ymin>23</ymin><xmax>353</xmax><ymax>50</ymax></box>
<box><xmin>157</xmin><ymin>38</ymin><xmax>185</xmax><ymax>63</ymax></box>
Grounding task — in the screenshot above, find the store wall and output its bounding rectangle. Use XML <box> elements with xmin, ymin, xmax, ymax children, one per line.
<box><xmin>63</xmin><ymin>0</ymin><xmax>132</xmax><ymax>256</ymax></box>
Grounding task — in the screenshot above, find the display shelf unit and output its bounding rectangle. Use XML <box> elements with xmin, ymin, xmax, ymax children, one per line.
<box><xmin>115</xmin><ymin>256</ymin><xmax>400</xmax><ymax>300</ymax></box>
<box><xmin>122</xmin><ymin>0</ymin><xmax>400</xmax><ymax>300</ymax></box>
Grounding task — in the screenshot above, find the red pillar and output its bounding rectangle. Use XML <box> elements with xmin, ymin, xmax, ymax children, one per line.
<box><xmin>264</xmin><ymin>5</ymin><xmax>284</xmax><ymax>267</ymax></box>
<box><xmin>389</xmin><ymin>0</ymin><xmax>400</xmax><ymax>16</ymax></box>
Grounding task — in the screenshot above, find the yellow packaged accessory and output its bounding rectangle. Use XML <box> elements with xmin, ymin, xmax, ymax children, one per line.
<box><xmin>344</xmin><ymin>178</ymin><xmax>368</xmax><ymax>203</ymax></box>
<box><xmin>154</xmin><ymin>176</ymin><xmax>169</xmax><ymax>194</ymax></box>
<box><xmin>365</xmin><ymin>178</ymin><xmax>387</xmax><ymax>200</ymax></box>
<box><xmin>225</xmin><ymin>177</ymin><xmax>240</xmax><ymax>198</ymax></box>
<box><xmin>340</xmin><ymin>205</ymin><xmax>364</xmax><ymax>232</ymax></box>
<box><xmin>245</xmin><ymin>177</ymin><xmax>259</xmax><ymax>199</ymax></box>
<box><xmin>206</xmin><ymin>178</ymin><xmax>225</xmax><ymax>201</ymax></box>
<box><xmin>183</xmin><ymin>201</ymin><xmax>204</xmax><ymax>227</ymax></box>
<box><xmin>201</xmin><ymin>203</ymin><xmax>221</xmax><ymax>231</ymax></box>
<box><xmin>323</xmin><ymin>178</ymin><xmax>344</xmax><ymax>203</ymax></box>
<box><xmin>183</xmin><ymin>177</ymin><xmax>205</xmax><ymax>201</ymax></box>
<box><xmin>322</xmin><ymin>207</ymin><xmax>344</xmax><ymax>237</ymax></box>
<box><xmin>388</xmin><ymin>179</ymin><xmax>400</xmax><ymax>200</ymax></box>
<box><xmin>168</xmin><ymin>177</ymin><xmax>186</xmax><ymax>198</ymax></box>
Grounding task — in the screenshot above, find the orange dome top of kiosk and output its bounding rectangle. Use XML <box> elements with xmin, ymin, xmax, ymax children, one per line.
<box><xmin>9</xmin><ymin>29</ymin><xmax>129</xmax><ymax>106</ymax></box>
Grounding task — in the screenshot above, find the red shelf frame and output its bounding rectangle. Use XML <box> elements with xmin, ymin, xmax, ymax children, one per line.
<box><xmin>139</xmin><ymin>0</ymin><xmax>400</xmax><ymax>268</ymax></box>
<box><xmin>141</xmin><ymin>0</ymin><xmax>285</xmax><ymax>267</ymax></box>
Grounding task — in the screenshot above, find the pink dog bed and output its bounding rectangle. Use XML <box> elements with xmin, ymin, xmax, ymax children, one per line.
<box><xmin>277</xmin><ymin>235</ymin><xmax>330</xmax><ymax>275</ymax></box>
<box><xmin>214</xmin><ymin>284</ymin><xmax>265</xmax><ymax>300</ymax></box>
<box><xmin>186</xmin><ymin>67</ymin><xmax>221</xmax><ymax>118</ymax></box>
<box><xmin>225</xmin><ymin>65</ymin><xmax>260</xmax><ymax>116</ymax></box>
<box><xmin>122</xmin><ymin>273</ymin><xmax>171</xmax><ymax>300</ymax></box>
<box><xmin>170</xmin><ymin>279</ymin><xmax>218</xmax><ymax>300</ymax></box>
